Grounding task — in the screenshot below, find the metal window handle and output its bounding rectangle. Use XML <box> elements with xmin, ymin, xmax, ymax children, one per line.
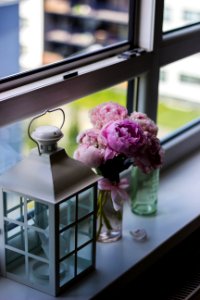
<box><xmin>28</xmin><ymin>108</ymin><xmax>65</xmax><ymax>155</ymax></box>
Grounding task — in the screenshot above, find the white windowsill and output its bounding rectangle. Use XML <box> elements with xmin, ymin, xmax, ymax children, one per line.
<box><xmin>0</xmin><ymin>150</ymin><xmax>200</xmax><ymax>299</ymax></box>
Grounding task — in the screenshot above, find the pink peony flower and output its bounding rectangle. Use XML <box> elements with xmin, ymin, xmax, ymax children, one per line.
<box><xmin>77</xmin><ymin>128</ymin><xmax>99</xmax><ymax>145</ymax></box>
<box><xmin>130</xmin><ymin>112</ymin><xmax>158</xmax><ymax>136</ymax></box>
<box><xmin>77</xmin><ymin>128</ymin><xmax>106</xmax><ymax>148</ymax></box>
<box><xmin>89</xmin><ymin>102</ymin><xmax>128</xmax><ymax>129</ymax></box>
<box><xmin>134</xmin><ymin>134</ymin><xmax>164</xmax><ymax>173</ymax></box>
<box><xmin>73</xmin><ymin>144</ymin><xmax>104</xmax><ymax>168</ymax></box>
<box><xmin>73</xmin><ymin>102</ymin><xmax>164</xmax><ymax>180</ymax></box>
<box><xmin>101</xmin><ymin>119</ymin><xmax>145</xmax><ymax>158</ymax></box>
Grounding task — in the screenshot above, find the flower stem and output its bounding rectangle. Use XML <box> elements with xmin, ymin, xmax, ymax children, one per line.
<box><xmin>96</xmin><ymin>189</ymin><xmax>113</xmax><ymax>240</ymax></box>
<box><xmin>96</xmin><ymin>190</ymin><xmax>104</xmax><ymax>239</ymax></box>
<box><xmin>102</xmin><ymin>209</ymin><xmax>112</xmax><ymax>230</ymax></box>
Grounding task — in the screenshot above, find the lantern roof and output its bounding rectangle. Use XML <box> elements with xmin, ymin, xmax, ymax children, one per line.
<box><xmin>0</xmin><ymin>148</ymin><xmax>100</xmax><ymax>203</ymax></box>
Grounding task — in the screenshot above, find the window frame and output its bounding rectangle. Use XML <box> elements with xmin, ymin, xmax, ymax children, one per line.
<box><xmin>0</xmin><ymin>0</ymin><xmax>200</xmax><ymax>168</ymax></box>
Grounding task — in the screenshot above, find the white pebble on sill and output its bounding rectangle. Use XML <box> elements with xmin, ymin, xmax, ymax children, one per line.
<box><xmin>130</xmin><ymin>228</ymin><xmax>147</xmax><ymax>241</ymax></box>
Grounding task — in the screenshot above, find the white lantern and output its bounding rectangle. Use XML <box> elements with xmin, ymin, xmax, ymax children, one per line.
<box><xmin>0</xmin><ymin>109</ymin><xmax>99</xmax><ymax>296</ymax></box>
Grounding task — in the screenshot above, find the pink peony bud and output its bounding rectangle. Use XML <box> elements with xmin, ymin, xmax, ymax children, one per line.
<box><xmin>89</xmin><ymin>102</ymin><xmax>128</xmax><ymax>129</ymax></box>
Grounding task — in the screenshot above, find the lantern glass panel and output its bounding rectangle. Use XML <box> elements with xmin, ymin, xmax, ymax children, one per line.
<box><xmin>78</xmin><ymin>188</ymin><xmax>94</xmax><ymax>219</ymax></box>
<box><xmin>59</xmin><ymin>226</ymin><xmax>75</xmax><ymax>259</ymax></box>
<box><xmin>59</xmin><ymin>196</ymin><xmax>76</xmax><ymax>227</ymax></box>
<box><xmin>29</xmin><ymin>257</ymin><xmax>50</xmax><ymax>287</ymax></box>
<box><xmin>77</xmin><ymin>243</ymin><xmax>93</xmax><ymax>275</ymax></box>
<box><xmin>4</xmin><ymin>221</ymin><xmax>25</xmax><ymax>251</ymax></box>
<box><xmin>59</xmin><ymin>254</ymin><xmax>75</xmax><ymax>287</ymax></box>
<box><xmin>27</xmin><ymin>200</ymin><xmax>49</xmax><ymax>230</ymax></box>
<box><xmin>77</xmin><ymin>215</ymin><xmax>93</xmax><ymax>247</ymax></box>
<box><xmin>3</xmin><ymin>191</ymin><xmax>24</xmax><ymax>222</ymax></box>
<box><xmin>28</xmin><ymin>227</ymin><xmax>49</xmax><ymax>259</ymax></box>
<box><xmin>6</xmin><ymin>249</ymin><xmax>26</xmax><ymax>277</ymax></box>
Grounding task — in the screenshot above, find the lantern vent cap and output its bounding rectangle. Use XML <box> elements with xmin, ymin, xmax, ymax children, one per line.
<box><xmin>31</xmin><ymin>125</ymin><xmax>63</xmax><ymax>144</ymax></box>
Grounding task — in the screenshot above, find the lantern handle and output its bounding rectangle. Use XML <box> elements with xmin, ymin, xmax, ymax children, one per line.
<box><xmin>28</xmin><ymin>108</ymin><xmax>65</xmax><ymax>155</ymax></box>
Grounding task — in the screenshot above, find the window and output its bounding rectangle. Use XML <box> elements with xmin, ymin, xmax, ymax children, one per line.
<box><xmin>0</xmin><ymin>0</ymin><xmax>200</xmax><ymax>176</ymax></box>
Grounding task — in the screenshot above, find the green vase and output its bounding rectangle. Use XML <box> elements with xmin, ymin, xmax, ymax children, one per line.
<box><xmin>131</xmin><ymin>167</ymin><xmax>159</xmax><ymax>216</ymax></box>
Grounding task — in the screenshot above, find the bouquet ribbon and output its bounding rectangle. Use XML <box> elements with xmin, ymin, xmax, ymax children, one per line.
<box><xmin>98</xmin><ymin>178</ymin><xmax>130</xmax><ymax>211</ymax></box>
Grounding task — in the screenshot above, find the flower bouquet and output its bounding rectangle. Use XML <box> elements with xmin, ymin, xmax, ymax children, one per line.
<box><xmin>74</xmin><ymin>102</ymin><xmax>164</xmax><ymax>242</ymax></box>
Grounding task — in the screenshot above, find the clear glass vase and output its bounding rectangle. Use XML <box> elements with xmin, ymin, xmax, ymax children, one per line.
<box><xmin>96</xmin><ymin>189</ymin><xmax>123</xmax><ymax>243</ymax></box>
<box><xmin>131</xmin><ymin>167</ymin><xmax>159</xmax><ymax>216</ymax></box>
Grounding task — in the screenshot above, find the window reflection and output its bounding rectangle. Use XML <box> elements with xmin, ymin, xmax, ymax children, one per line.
<box><xmin>0</xmin><ymin>0</ymin><xmax>129</xmax><ymax>78</ymax></box>
<box><xmin>0</xmin><ymin>124</ymin><xmax>22</xmax><ymax>175</ymax></box>
<box><xmin>44</xmin><ymin>0</ymin><xmax>129</xmax><ymax>63</ymax></box>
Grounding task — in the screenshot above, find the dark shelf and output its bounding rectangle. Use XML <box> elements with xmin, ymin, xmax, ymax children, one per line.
<box><xmin>44</xmin><ymin>9</ymin><xmax>128</xmax><ymax>25</ymax></box>
<box><xmin>93</xmin><ymin>226</ymin><xmax>200</xmax><ymax>299</ymax></box>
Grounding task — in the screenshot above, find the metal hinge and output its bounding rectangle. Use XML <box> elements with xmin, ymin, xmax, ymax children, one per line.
<box><xmin>119</xmin><ymin>48</ymin><xmax>146</xmax><ymax>59</ymax></box>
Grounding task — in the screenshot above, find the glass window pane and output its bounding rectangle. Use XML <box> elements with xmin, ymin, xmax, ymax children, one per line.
<box><xmin>59</xmin><ymin>254</ymin><xmax>75</xmax><ymax>287</ymax></box>
<box><xmin>158</xmin><ymin>54</ymin><xmax>200</xmax><ymax>139</ymax></box>
<box><xmin>4</xmin><ymin>221</ymin><xmax>25</xmax><ymax>251</ymax></box>
<box><xmin>28</xmin><ymin>227</ymin><xmax>49</xmax><ymax>259</ymax></box>
<box><xmin>77</xmin><ymin>243</ymin><xmax>93</xmax><ymax>275</ymax></box>
<box><xmin>0</xmin><ymin>0</ymin><xmax>129</xmax><ymax>79</ymax></box>
<box><xmin>27</xmin><ymin>200</ymin><xmax>49</xmax><ymax>230</ymax></box>
<box><xmin>0</xmin><ymin>82</ymin><xmax>127</xmax><ymax>173</ymax></box>
<box><xmin>6</xmin><ymin>249</ymin><xmax>26</xmax><ymax>278</ymax></box>
<box><xmin>78</xmin><ymin>187</ymin><xmax>94</xmax><ymax>219</ymax></box>
<box><xmin>59</xmin><ymin>197</ymin><xmax>76</xmax><ymax>227</ymax></box>
<box><xmin>3</xmin><ymin>192</ymin><xmax>24</xmax><ymax>222</ymax></box>
<box><xmin>59</xmin><ymin>226</ymin><xmax>75</xmax><ymax>259</ymax></box>
<box><xmin>163</xmin><ymin>1</ymin><xmax>200</xmax><ymax>32</ymax></box>
<box><xmin>0</xmin><ymin>123</ymin><xmax>22</xmax><ymax>174</ymax></box>
<box><xmin>77</xmin><ymin>216</ymin><xmax>93</xmax><ymax>247</ymax></box>
<box><xmin>29</xmin><ymin>258</ymin><xmax>50</xmax><ymax>286</ymax></box>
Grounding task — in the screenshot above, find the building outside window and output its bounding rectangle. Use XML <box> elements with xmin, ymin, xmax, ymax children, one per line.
<box><xmin>179</xmin><ymin>73</ymin><xmax>200</xmax><ymax>85</ymax></box>
<box><xmin>163</xmin><ymin>0</ymin><xmax>200</xmax><ymax>31</ymax></box>
<box><xmin>183</xmin><ymin>10</ymin><xmax>200</xmax><ymax>23</ymax></box>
